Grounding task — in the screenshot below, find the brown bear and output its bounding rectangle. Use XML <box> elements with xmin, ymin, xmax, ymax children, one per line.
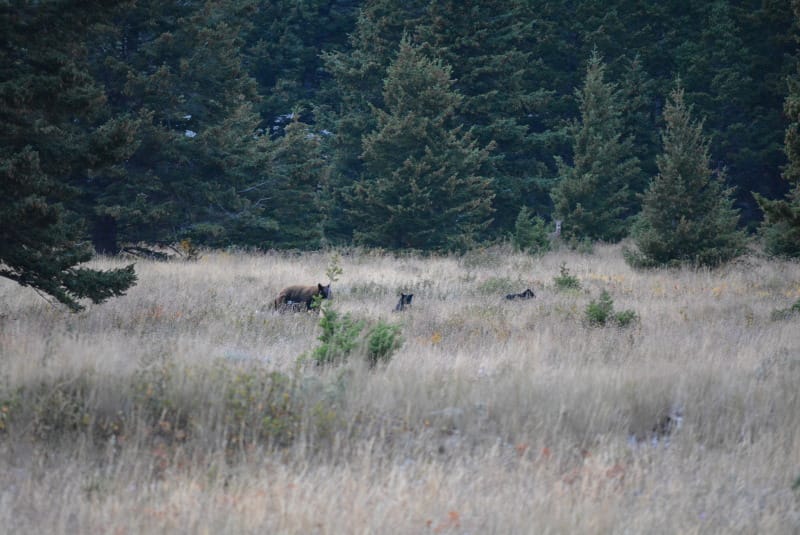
<box><xmin>274</xmin><ymin>283</ymin><xmax>331</xmax><ymax>311</ymax></box>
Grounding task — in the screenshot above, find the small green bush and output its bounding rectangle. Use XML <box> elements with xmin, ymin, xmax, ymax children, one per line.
<box><xmin>366</xmin><ymin>322</ymin><xmax>403</xmax><ymax>367</ymax></box>
<box><xmin>613</xmin><ymin>308</ymin><xmax>639</xmax><ymax>328</ymax></box>
<box><xmin>770</xmin><ymin>297</ymin><xmax>800</xmax><ymax>320</ymax></box>
<box><xmin>512</xmin><ymin>206</ymin><xmax>551</xmax><ymax>254</ymax></box>
<box><xmin>585</xmin><ymin>290</ymin><xmax>638</xmax><ymax>328</ymax></box>
<box><xmin>311</xmin><ymin>308</ymin><xmax>365</xmax><ymax>365</ymax></box>
<box><xmin>554</xmin><ymin>263</ymin><xmax>581</xmax><ymax>291</ymax></box>
<box><xmin>0</xmin><ymin>391</ymin><xmax>20</xmax><ymax>433</ymax></box>
<box><xmin>585</xmin><ymin>290</ymin><xmax>614</xmax><ymax>326</ymax></box>
<box><xmin>309</xmin><ymin>307</ymin><xmax>403</xmax><ymax>367</ymax></box>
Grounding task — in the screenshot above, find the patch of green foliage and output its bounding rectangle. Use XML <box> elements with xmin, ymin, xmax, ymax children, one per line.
<box><xmin>309</xmin><ymin>307</ymin><xmax>403</xmax><ymax>367</ymax></box>
<box><xmin>554</xmin><ymin>263</ymin><xmax>581</xmax><ymax>291</ymax></box>
<box><xmin>770</xmin><ymin>298</ymin><xmax>800</xmax><ymax>321</ymax></box>
<box><xmin>0</xmin><ymin>391</ymin><xmax>20</xmax><ymax>434</ymax></box>
<box><xmin>326</xmin><ymin>252</ymin><xmax>344</xmax><ymax>283</ymax></box>
<box><xmin>311</xmin><ymin>307</ymin><xmax>366</xmax><ymax>365</ymax></box>
<box><xmin>512</xmin><ymin>206</ymin><xmax>551</xmax><ymax>254</ymax></box>
<box><xmin>366</xmin><ymin>322</ymin><xmax>403</xmax><ymax>368</ymax></box>
<box><xmin>584</xmin><ymin>290</ymin><xmax>638</xmax><ymax>328</ymax></box>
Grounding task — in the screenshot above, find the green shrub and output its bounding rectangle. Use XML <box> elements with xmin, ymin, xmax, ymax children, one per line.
<box><xmin>309</xmin><ymin>308</ymin><xmax>403</xmax><ymax>367</ymax></box>
<box><xmin>613</xmin><ymin>308</ymin><xmax>639</xmax><ymax>328</ymax></box>
<box><xmin>554</xmin><ymin>263</ymin><xmax>581</xmax><ymax>291</ymax></box>
<box><xmin>366</xmin><ymin>321</ymin><xmax>403</xmax><ymax>367</ymax></box>
<box><xmin>585</xmin><ymin>290</ymin><xmax>614</xmax><ymax>326</ymax></box>
<box><xmin>0</xmin><ymin>393</ymin><xmax>17</xmax><ymax>433</ymax></box>
<box><xmin>326</xmin><ymin>252</ymin><xmax>344</xmax><ymax>283</ymax></box>
<box><xmin>133</xmin><ymin>361</ymin><xmax>177</xmax><ymax>422</ymax></box>
<box><xmin>770</xmin><ymin>298</ymin><xmax>800</xmax><ymax>320</ymax></box>
<box><xmin>310</xmin><ymin>255</ymin><xmax>403</xmax><ymax>367</ymax></box>
<box><xmin>585</xmin><ymin>290</ymin><xmax>638</xmax><ymax>328</ymax></box>
<box><xmin>311</xmin><ymin>308</ymin><xmax>365</xmax><ymax>365</ymax></box>
<box><xmin>512</xmin><ymin>206</ymin><xmax>551</xmax><ymax>254</ymax></box>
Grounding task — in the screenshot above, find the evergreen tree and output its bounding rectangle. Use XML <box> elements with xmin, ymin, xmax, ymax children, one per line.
<box><xmin>676</xmin><ymin>0</ymin><xmax>793</xmax><ymax>222</ymax></box>
<box><xmin>0</xmin><ymin>1</ymin><xmax>137</xmax><ymax>310</ymax></box>
<box><xmin>246</xmin><ymin>0</ymin><xmax>358</xmax><ymax>129</ymax></box>
<box><xmin>258</xmin><ymin>115</ymin><xmax>328</xmax><ymax>249</ymax></box>
<box><xmin>551</xmin><ymin>51</ymin><xmax>641</xmax><ymax>242</ymax></box>
<box><xmin>322</xmin><ymin>0</ymin><xmax>428</xmax><ymax>242</ymax></box>
<box><xmin>349</xmin><ymin>36</ymin><xmax>494</xmax><ymax>251</ymax></box>
<box><xmin>88</xmin><ymin>0</ymin><xmax>268</xmax><ymax>249</ymax></box>
<box><xmin>756</xmin><ymin>186</ymin><xmax>800</xmax><ymax>258</ymax></box>
<box><xmin>619</xmin><ymin>54</ymin><xmax>660</xmax><ymax>187</ymax></box>
<box><xmin>754</xmin><ymin>1</ymin><xmax>800</xmax><ymax>257</ymax></box>
<box><xmin>416</xmin><ymin>0</ymin><xmax>556</xmax><ymax>235</ymax></box>
<box><xmin>512</xmin><ymin>206</ymin><xmax>551</xmax><ymax>254</ymax></box>
<box><xmin>626</xmin><ymin>86</ymin><xmax>745</xmax><ymax>268</ymax></box>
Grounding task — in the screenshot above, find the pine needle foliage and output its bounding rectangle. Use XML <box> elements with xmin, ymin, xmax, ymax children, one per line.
<box><xmin>349</xmin><ymin>35</ymin><xmax>494</xmax><ymax>252</ymax></box>
<box><xmin>0</xmin><ymin>1</ymin><xmax>137</xmax><ymax>311</ymax></box>
<box><xmin>754</xmin><ymin>6</ymin><xmax>800</xmax><ymax>258</ymax></box>
<box><xmin>625</xmin><ymin>86</ymin><xmax>745</xmax><ymax>268</ymax></box>
<box><xmin>551</xmin><ymin>51</ymin><xmax>641</xmax><ymax>243</ymax></box>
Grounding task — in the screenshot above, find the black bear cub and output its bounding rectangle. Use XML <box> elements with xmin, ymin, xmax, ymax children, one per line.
<box><xmin>505</xmin><ymin>288</ymin><xmax>535</xmax><ymax>300</ymax></box>
<box><xmin>394</xmin><ymin>293</ymin><xmax>414</xmax><ymax>311</ymax></box>
<box><xmin>274</xmin><ymin>283</ymin><xmax>331</xmax><ymax>311</ymax></box>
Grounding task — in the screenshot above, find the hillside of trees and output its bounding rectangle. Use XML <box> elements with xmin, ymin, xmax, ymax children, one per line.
<box><xmin>3</xmin><ymin>1</ymin><xmax>800</xmax><ymax>277</ymax></box>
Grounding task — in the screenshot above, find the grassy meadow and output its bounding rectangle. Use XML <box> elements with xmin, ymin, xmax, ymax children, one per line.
<box><xmin>1</xmin><ymin>244</ymin><xmax>799</xmax><ymax>533</ymax></box>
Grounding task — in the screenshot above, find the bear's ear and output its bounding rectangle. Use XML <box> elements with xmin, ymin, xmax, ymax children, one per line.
<box><xmin>318</xmin><ymin>283</ymin><xmax>324</xmax><ymax>291</ymax></box>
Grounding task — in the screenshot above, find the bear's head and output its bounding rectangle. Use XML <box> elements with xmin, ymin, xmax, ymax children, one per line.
<box><xmin>318</xmin><ymin>283</ymin><xmax>332</xmax><ymax>299</ymax></box>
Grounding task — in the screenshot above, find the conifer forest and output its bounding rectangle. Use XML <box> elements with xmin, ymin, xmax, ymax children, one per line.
<box><xmin>3</xmin><ymin>0</ymin><xmax>800</xmax><ymax>262</ymax></box>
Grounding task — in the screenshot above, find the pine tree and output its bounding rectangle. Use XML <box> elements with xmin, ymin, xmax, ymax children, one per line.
<box><xmin>259</xmin><ymin>115</ymin><xmax>328</xmax><ymax>249</ymax></box>
<box><xmin>676</xmin><ymin>0</ymin><xmax>793</xmax><ymax>222</ymax></box>
<box><xmin>512</xmin><ymin>206</ymin><xmax>551</xmax><ymax>254</ymax></box>
<box><xmin>321</xmin><ymin>0</ymin><xmax>429</xmax><ymax>242</ymax></box>
<box><xmin>88</xmin><ymin>0</ymin><xmax>268</xmax><ymax>249</ymax></box>
<box><xmin>619</xmin><ymin>54</ymin><xmax>660</xmax><ymax>188</ymax></box>
<box><xmin>415</xmin><ymin>0</ymin><xmax>555</xmax><ymax>235</ymax></box>
<box><xmin>754</xmin><ymin>2</ymin><xmax>800</xmax><ymax>257</ymax></box>
<box><xmin>626</xmin><ymin>86</ymin><xmax>745</xmax><ymax>267</ymax></box>
<box><xmin>349</xmin><ymin>36</ymin><xmax>494</xmax><ymax>251</ymax></box>
<box><xmin>246</xmin><ymin>0</ymin><xmax>358</xmax><ymax>129</ymax></box>
<box><xmin>0</xmin><ymin>1</ymin><xmax>137</xmax><ymax>310</ymax></box>
<box><xmin>551</xmin><ymin>51</ymin><xmax>641</xmax><ymax>242</ymax></box>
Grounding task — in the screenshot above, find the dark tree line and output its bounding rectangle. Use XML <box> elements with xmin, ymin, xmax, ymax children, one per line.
<box><xmin>1</xmin><ymin>0</ymin><xmax>799</xmax><ymax>308</ymax></box>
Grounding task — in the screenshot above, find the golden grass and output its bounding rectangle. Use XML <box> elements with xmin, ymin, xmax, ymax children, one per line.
<box><xmin>1</xmin><ymin>244</ymin><xmax>799</xmax><ymax>533</ymax></box>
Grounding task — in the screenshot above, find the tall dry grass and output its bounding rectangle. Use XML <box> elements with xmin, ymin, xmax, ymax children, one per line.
<box><xmin>1</xmin><ymin>244</ymin><xmax>799</xmax><ymax>533</ymax></box>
